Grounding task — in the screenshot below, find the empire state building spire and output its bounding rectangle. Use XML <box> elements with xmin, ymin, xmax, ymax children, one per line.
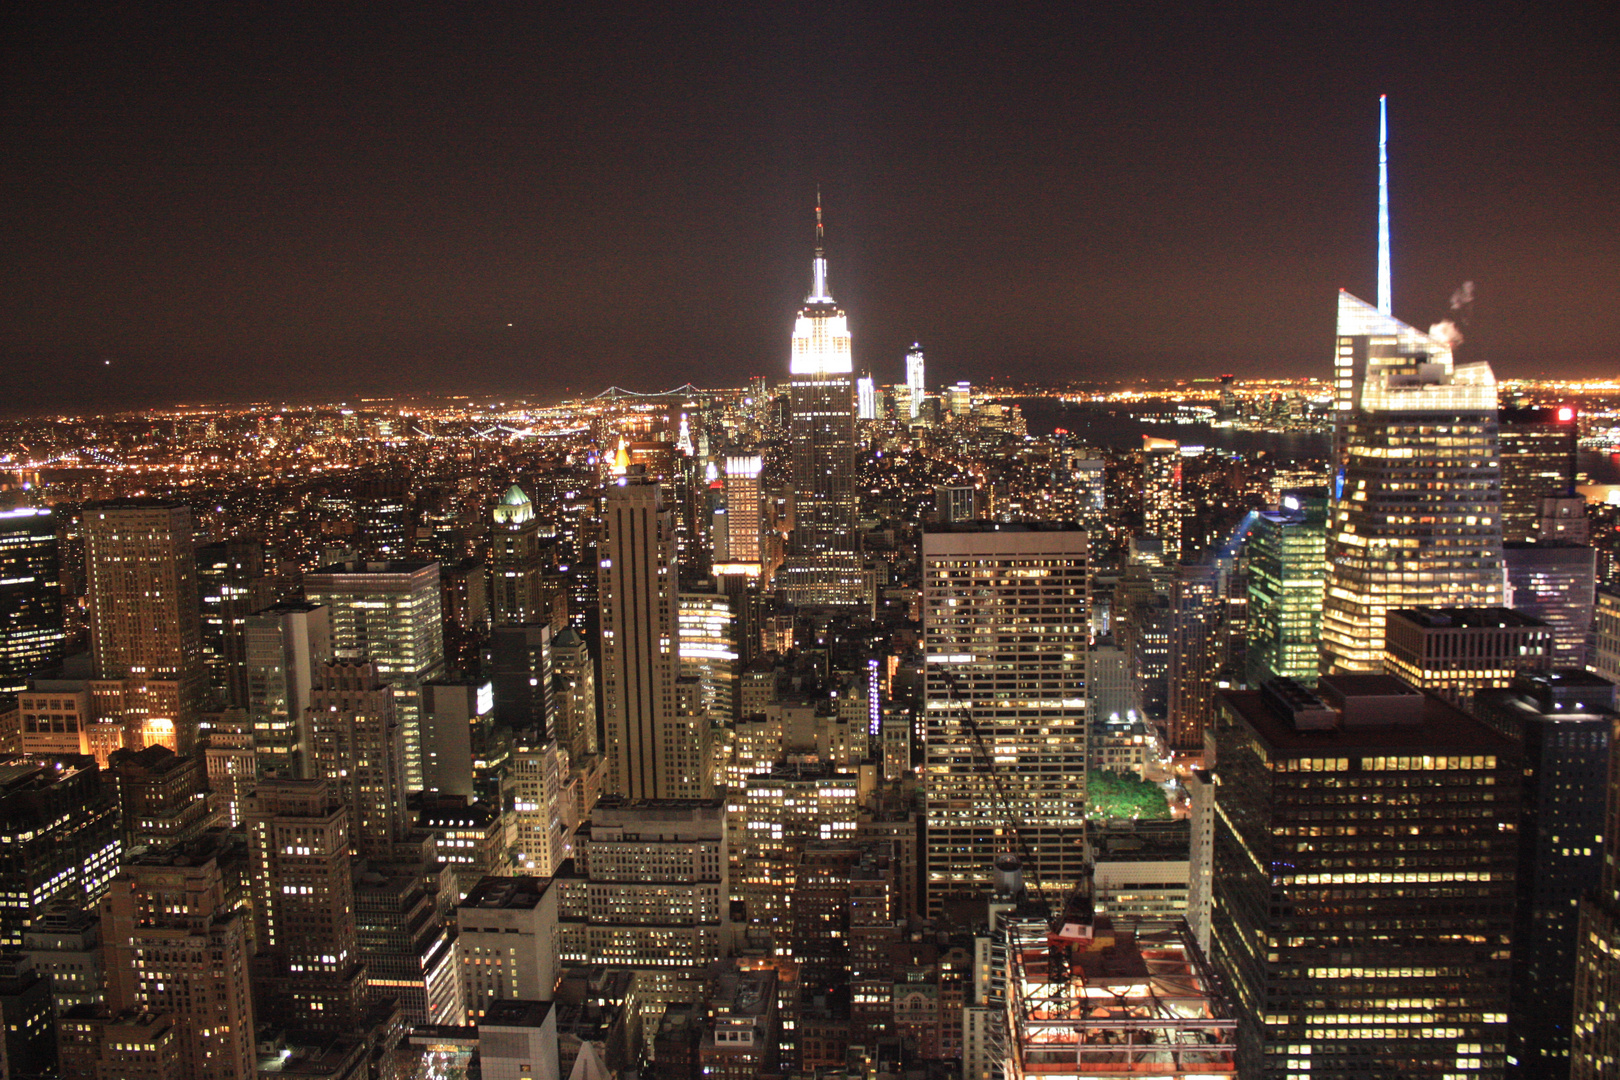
<box><xmin>809</xmin><ymin>186</ymin><xmax>832</xmax><ymax>303</ymax></box>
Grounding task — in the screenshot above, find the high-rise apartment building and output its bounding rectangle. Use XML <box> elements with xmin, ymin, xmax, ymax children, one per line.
<box><xmin>0</xmin><ymin>507</ymin><xmax>65</xmax><ymax>709</ymax></box>
<box><xmin>100</xmin><ymin>836</ymin><xmax>257</xmax><ymax>1080</ymax></box>
<box><xmin>1500</xmin><ymin>405</ymin><xmax>1579</xmax><ymax>543</ymax></box>
<box><xmin>1245</xmin><ymin>493</ymin><xmax>1328</xmax><ymax>687</ymax></box>
<box><xmin>304</xmin><ymin>559</ymin><xmax>445</xmax><ymax>792</ymax></box>
<box><xmin>308</xmin><ymin>660</ymin><xmax>409</xmax><ymax>858</ymax></box>
<box><xmin>905</xmin><ymin>344</ymin><xmax>926</xmax><ymax>422</ymax></box>
<box><xmin>922</xmin><ymin>524</ymin><xmax>1089</xmax><ymax>912</ymax></box>
<box><xmin>1211</xmin><ymin>676</ymin><xmax>1520</xmax><ymax>1078</ymax></box>
<box><xmin>243</xmin><ymin>600</ymin><xmax>331</xmax><ymax>778</ymax></box>
<box><xmin>245</xmin><ymin>779</ymin><xmax>369</xmax><ymax>1035</ymax></box>
<box><xmin>0</xmin><ymin>756</ymin><xmax>121</xmax><ymax>947</ymax></box>
<box><xmin>599</xmin><ymin>478</ymin><xmax>703</xmax><ymax>800</ymax></box>
<box><xmin>491</xmin><ymin>484</ymin><xmax>546</xmax><ymax>626</ymax></box>
<box><xmin>84</xmin><ymin>500</ymin><xmax>207</xmax><ymax>750</ymax></box>
<box><xmin>1322</xmin><ymin>291</ymin><xmax>1506</xmax><ymax>672</ymax></box>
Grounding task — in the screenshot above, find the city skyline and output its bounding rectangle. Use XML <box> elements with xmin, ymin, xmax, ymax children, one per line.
<box><xmin>2</xmin><ymin>4</ymin><xmax>1616</xmax><ymax>417</ymax></box>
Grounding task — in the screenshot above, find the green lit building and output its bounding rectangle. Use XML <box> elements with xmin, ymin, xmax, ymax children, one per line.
<box><xmin>1245</xmin><ymin>494</ymin><xmax>1327</xmax><ymax>687</ymax></box>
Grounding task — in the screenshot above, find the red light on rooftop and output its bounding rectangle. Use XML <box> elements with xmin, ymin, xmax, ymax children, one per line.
<box><xmin>1558</xmin><ymin>407</ymin><xmax>1575</xmax><ymax>422</ymax></box>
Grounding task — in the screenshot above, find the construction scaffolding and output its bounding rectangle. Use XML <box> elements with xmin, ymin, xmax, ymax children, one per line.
<box><xmin>1005</xmin><ymin>917</ymin><xmax>1236</xmax><ymax>1079</ymax></box>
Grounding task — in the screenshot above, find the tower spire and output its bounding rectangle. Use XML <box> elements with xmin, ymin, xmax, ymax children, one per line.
<box><xmin>809</xmin><ymin>187</ymin><xmax>831</xmax><ymax>302</ymax></box>
<box><xmin>1378</xmin><ymin>95</ymin><xmax>1391</xmax><ymax>316</ymax></box>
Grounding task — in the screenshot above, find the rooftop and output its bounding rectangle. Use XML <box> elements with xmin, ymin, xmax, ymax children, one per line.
<box><xmin>459</xmin><ymin>875</ymin><xmax>549</xmax><ymax>911</ymax></box>
<box><xmin>481</xmin><ymin>998</ymin><xmax>552</xmax><ymax>1029</ymax></box>
<box><xmin>1220</xmin><ymin>682</ymin><xmax>1519</xmax><ymax>756</ymax></box>
<box><xmin>1388</xmin><ymin>606</ymin><xmax>1549</xmax><ymax>629</ymax></box>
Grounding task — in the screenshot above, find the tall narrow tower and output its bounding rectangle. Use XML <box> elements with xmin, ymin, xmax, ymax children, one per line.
<box><xmin>599</xmin><ymin>477</ymin><xmax>705</xmax><ymax>799</ymax></box>
<box><xmin>491</xmin><ymin>484</ymin><xmax>545</xmax><ymax>626</ymax></box>
<box><xmin>1321</xmin><ymin>99</ymin><xmax>1505</xmax><ymax>673</ymax></box>
<box><xmin>905</xmin><ymin>344</ymin><xmax>926</xmax><ymax>422</ymax></box>
<box><xmin>787</xmin><ymin>193</ymin><xmax>858</xmax><ymax>558</ymax></box>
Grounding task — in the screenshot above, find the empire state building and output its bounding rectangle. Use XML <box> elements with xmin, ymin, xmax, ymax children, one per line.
<box><xmin>780</xmin><ymin>197</ymin><xmax>867</xmax><ymax>606</ymax></box>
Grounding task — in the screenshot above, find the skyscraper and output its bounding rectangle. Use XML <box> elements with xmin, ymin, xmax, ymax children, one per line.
<box><xmin>1499</xmin><ymin>405</ymin><xmax>1579</xmax><ymax>542</ymax></box>
<box><xmin>1141</xmin><ymin>438</ymin><xmax>1181</xmax><ymax>559</ymax></box>
<box><xmin>0</xmin><ymin>507</ymin><xmax>65</xmax><ymax>709</ymax></box>
<box><xmin>598</xmin><ymin>477</ymin><xmax>697</xmax><ymax>800</ymax></box>
<box><xmin>922</xmin><ymin>523</ymin><xmax>1089</xmax><ymax>912</ymax></box>
<box><xmin>243</xmin><ymin>600</ymin><xmax>331</xmax><ymax>778</ymax></box>
<box><xmin>1166</xmin><ymin>562</ymin><xmax>1221</xmax><ymax>751</ymax></box>
<box><xmin>245</xmin><ymin>779</ymin><xmax>369</xmax><ymax>1035</ymax></box>
<box><xmin>1321</xmin><ymin>290</ymin><xmax>1506</xmax><ymax>672</ymax></box>
<box><xmin>308</xmin><ymin>659</ymin><xmax>409</xmax><ymax>858</ymax></box>
<box><xmin>100</xmin><ymin>836</ymin><xmax>256</xmax><ymax>1080</ymax></box>
<box><xmin>491</xmin><ymin>484</ymin><xmax>546</xmax><ymax>626</ymax></box>
<box><xmin>0</xmin><ymin>756</ymin><xmax>121</xmax><ymax>947</ymax></box>
<box><xmin>905</xmin><ymin>344</ymin><xmax>926</xmax><ymax>422</ymax></box>
<box><xmin>1245</xmin><ymin>493</ymin><xmax>1328</xmax><ymax>687</ymax></box>
<box><xmin>304</xmin><ymin>559</ymin><xmax>445</xmax><ymax>792</ymax></box>
<box><xmin>1474</xmin><ymin>671</ymin><xmax>1616</xmax><ymax>1078</ymax></box>
<box><xmin>786</xmin><ymin>197</ymin><xmax>858</xmax><ymax>562</ymax></box>
<box><xmin>1322</xmin><ymin>102</ymin><xmax>1506</xmax><ymax>671</ymax></box>
<box><xmin>856</xmin><ymin>375</ymin><xmax>878</xmax><ymax>420</ymax></box>
<box><xmin>1211</xmin><ymin>677</ymin><xmax>1520</xmax><ymax>1078</ymax></box>
<box><xmin>195</xmin><ymin>538</ymin><xmax>270</xmax><ymax>708</ymax></box>
<box><xmin>84</xmin><ymin>500</ymin><xmax>207</xmax><ymax>750</ymax></box>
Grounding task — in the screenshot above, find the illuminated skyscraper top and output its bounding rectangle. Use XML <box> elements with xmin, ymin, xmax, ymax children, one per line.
<box><xmin>790</xmin><ymin>190</ymin><xmax>853</xmax><ymax>376</ymax></box>
<box><xmin>785</xmin><ymin>195</ymin><xmax>859</xmax><ymax>569</ymax></box>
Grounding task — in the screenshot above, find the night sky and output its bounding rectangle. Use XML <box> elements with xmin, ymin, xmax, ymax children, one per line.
<box><xmin>2</xmin><ymin>2</ymin><xmax>1616</xmax><ymax>416</ymax></box>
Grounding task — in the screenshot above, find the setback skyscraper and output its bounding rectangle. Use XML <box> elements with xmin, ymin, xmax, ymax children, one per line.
<box><xmin>84</xmin><ymin>500</ymin><xmax>207</xmax><ymax>750</ymax></box>
<box><xmin>788</xmin><ymin>196</ymin><xmax>857</xmax><ymax>556</ymax></box>
<box><xmin>1322</xmin><ymin>101</ymin><xmax>1506</xmax><ymax>671</ymax></box>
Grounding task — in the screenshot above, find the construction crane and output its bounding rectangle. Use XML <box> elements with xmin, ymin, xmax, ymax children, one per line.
<box><xmin>940</xmin><ymin>672</ymin><xmax>1056</xmax><ymax>919</ymax></box>
<box><xmin>941</xmin><ymin>671</ymin><xmax>1097</xmax><ymax>942</ymax></box>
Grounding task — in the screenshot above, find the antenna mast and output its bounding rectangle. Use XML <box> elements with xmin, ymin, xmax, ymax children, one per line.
<box><xmin>1377</xmin><ymin>95</ymin><xmax>1392</xmax><ymax>316</ymax></box>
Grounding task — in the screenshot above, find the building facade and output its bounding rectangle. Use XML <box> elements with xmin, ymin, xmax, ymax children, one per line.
<box><xmin>1322</xmin><ymin>292</ymin><xmax>1506</xmax><ymax>672</ymax></box>
<box><xmin>1210</xmin><ymin>676</ymin><xmax>1520</xmax><ymax>1078</ymax></box>
<box><xmin>922</xmin><ymin>524</ymin><xmax>1089</xmax><ymax>912</ymax></box>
